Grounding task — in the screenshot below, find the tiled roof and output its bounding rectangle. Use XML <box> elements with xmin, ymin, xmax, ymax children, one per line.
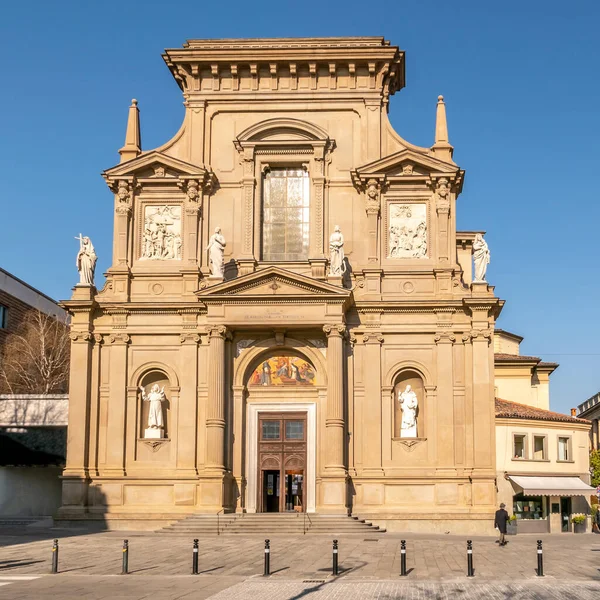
<box><xmin>495</xmin><ymin>353</ymin><xmax>541</xmax><ymax>362</ymax></box>
<box><xmin>495</xmin><ymin>398</ymin><xmax>590</xmax><ymax>425</ymax></box>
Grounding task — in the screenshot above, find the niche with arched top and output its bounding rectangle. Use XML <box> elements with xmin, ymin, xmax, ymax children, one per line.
<box><xmin>139</xmin><ymin>370</ymin><xmax>171</xmax><ymax>439</ymax></box>
<box><xmin>393</xmin><ymin>369</ymin><xmax>425</xmax><ymax>439</ymax></box>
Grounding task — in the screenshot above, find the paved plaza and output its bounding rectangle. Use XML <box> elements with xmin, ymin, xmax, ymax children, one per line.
<box><xmin>0</xmin><ymin>528</ymin><xmax>599</xmax><ymax>598</ymax></box>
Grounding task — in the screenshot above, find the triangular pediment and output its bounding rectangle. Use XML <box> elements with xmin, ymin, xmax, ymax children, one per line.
<box><xmin>103</xmin><ymin>151</ymin><xmax>210</xmax><ymax>179</ymax></box>
<box><xmin>196</xmin><ymin>266</ymin><xmax>351</xmax><ymax>302</ymax></box>
<box><xmin>353</xmin><ymin>148</ymin><xmax>461</xmax><ymax>179</ymax></box>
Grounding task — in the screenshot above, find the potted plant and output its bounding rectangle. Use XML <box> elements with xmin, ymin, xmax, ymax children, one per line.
<box><xmin>572</xmin><ymin>514</ymin><xmax>587</xmax><ymax>533</ymax></box>
<box><xmin>507</xmin><ymin>514</ymin><xmax>517</xmax><ymax>535</ymax></box>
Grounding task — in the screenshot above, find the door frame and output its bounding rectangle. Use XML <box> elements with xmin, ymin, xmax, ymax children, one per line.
<box><xmin>246</xmin><ymin>402</ymin><xmax>317</xmax><ymax>513</ymax></box>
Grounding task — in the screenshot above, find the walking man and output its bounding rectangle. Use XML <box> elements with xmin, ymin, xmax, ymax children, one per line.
<box><xmin>494</xmin><ymin>503</ymin><xmax>509</xmax><ymax>546</ymax></box>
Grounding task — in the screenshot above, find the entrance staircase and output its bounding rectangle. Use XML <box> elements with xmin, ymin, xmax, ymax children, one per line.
<box><xmin>160</xmin><ymin>513</ymin><xmax>385</xmax><ymax>535</ymax></box>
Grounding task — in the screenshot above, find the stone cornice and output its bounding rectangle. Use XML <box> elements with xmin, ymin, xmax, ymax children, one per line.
<box><xmin>163</xmin><ymin>37</ymin><xmax>404</xmax><ymax>97</ymax></box>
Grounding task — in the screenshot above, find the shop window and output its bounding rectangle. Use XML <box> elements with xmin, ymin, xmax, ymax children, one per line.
<box><xmin>262</xmin><ymin>168</ymin><xmax>310</xmax><ymax>261</ymax></box>
<box><xmin>513</xmin><ymin>493</ymin><xmax>547</xmax><ymax>520</ymax></box>
<box><xmin>513</xmin><ymin>434</ymin><xmax>527</xmax><ymax>459</ymax></box>
<box><xmin>261</xmin><ymin>421</ymin><xmax>281</xmax><ymax>440</ymax></box>
<box><xmin>533</xmin><ymin>435</ymin><xmax>547</xmax><ymax>460</ymax></box>
<box><xmin>558</xmin><ymin>436</ymin><xmax>571</xmax><ymax>461</ymax></box>
<box><xmin>0</xmin><ymin>305</ymin><xmax>7</xmax><ymax>329</ymax></box>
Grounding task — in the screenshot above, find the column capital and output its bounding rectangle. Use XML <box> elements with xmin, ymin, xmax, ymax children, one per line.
<box><xmin>470</xmin><ymin>328</ymin><xmax>492</xmax><ymax>341</ymax></box>
<box><xmin>106</xmin><ymin>333</ymin><xmax>131</xmax><ymax>345</ymax></box>
<box><xmin>69</xmin><ymin>331</ymin><xmax>93</xmax><ymax>344</ymax></box>
<box><xmin>180</xmin><ymin>333</ymin><xmax>202</xmax><ymax>345</ymax></box>
<box><xmin>323</xmin><ymin>324</ymin><xmax>346</xmax><ymax>338</ymax></box>
<box><xmin>362</xmin><ymin>332</ymin><xmax>384</xmax><ymax>345</ymax></box>
<box><xmin>434</xmin><ymin>331</ymin><xmax>456</xmax><ymax>344</ymax></box>
<box><xmin>208</xmin><ymin>325</ymin><xmax>230</xmax><ymax>340</ymax></box>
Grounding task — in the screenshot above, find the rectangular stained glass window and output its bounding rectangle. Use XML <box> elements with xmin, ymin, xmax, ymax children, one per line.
<box><xmin>262</xmin><ymin>168</ymin><xmax>310</xmax><ymax>261</ymax></box>
<box><xmin>262</xmin><ymin>421</ymin><xmax>280</xmax><ymax>440</ymax></box>
<box><xmin>285</xmin><ymin>421</ymin><xmax>304</xmax><ymax>440</ymax></box>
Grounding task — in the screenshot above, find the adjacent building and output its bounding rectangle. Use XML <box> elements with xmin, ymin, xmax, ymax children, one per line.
<box><xmin>494</xmin><ymin>330</ymin><xmax>594</xmax><ymax>533</ymax></box>
<box><xmin>577</xmin><ymin>392</ymin><xmax>600</xmax><ymax>451</ymax></box>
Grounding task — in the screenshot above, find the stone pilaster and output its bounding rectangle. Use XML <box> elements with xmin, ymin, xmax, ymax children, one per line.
<box><xmin>434</xmin><ymin>330</ymin><xmax>455</xmax><ymax>467</ymax></box>
<box><xmin>206</xmin><ymin>326</ymin><xmax>227</xmax><ymax>472</ymax></box>
<box><xmin>178</xmin><ymin>333</ymin><xmax>201</xmax><ymax>474</ymax></box>
<box><xmin>361</xmin><ymin>332</ymin><xmax>384</xmax><ymax>476</ymax></box>
<box><xmin>104</xmin><ymin>333</ymin><xmax>130</xmax><ymax>476</ymax></box>
<box><xmin>323</xmin><ymin>324</ymin><xmax>346</xmax><ymax>473</ymax></box>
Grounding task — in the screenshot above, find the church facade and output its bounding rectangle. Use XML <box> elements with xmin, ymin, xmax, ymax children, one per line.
<box><xmin>60</xmin><ymin>37</ymin><xmax>503</xmax><ymax>533</ymax></box>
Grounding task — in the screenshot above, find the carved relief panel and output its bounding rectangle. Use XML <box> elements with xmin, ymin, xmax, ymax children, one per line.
<box><xmin>387</xmin><ymin>203</ymin><xmax>428</xmax><ymax>259</ymax></box>
<box><xmin>140</xmin><ymin>205</ymin><xmax>182</xmax><ymax>261</ymax></box>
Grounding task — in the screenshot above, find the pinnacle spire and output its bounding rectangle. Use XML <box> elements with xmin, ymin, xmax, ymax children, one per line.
<box><xmin>118</xmin><ymin>99</ymin><xmax>141</xmax><ymax>163</ymax></box>
<box><xmin>431</xmin><ymin>95</ymin><xmax>454</xmax><ymax>162</ymax></box>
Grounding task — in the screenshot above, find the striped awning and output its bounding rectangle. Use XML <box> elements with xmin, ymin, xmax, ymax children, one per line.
<box><xmin>508</xmin><ymin>475</ymin><xmax>595</xmax><ymax>496</ymax></box>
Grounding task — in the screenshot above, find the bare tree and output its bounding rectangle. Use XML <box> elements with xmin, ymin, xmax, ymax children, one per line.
<box><xmin>0</xmin><ymin>310</ymin><xmax>70</xmax><ymax>394</ymax></box>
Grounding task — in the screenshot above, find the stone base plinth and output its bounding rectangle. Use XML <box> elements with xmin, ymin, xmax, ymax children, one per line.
<box><xmin>144</xmin><ymin>427</ymin><xmax>164</xmax><ymax>439</ymax></box>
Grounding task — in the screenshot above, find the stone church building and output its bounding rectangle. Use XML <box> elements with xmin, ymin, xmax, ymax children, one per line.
<box><xmin>60</xmin><ymin>37</ymin><xmax>503</xmax><ymax>533</ymax></box>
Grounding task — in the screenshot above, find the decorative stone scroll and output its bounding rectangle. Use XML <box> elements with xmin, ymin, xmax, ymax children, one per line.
<box><xmin>388</xmin><ymin>203</ymin><xmax>427</xmax><ymax>259</ymax></box>
<box><xmin>141</xmin><ymin>205</ymin><xmax>182</xmax><ymax>260</ymax></box>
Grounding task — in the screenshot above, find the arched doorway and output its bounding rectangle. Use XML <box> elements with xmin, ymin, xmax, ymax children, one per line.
<box><xmin>242</xmin><ymin>349</ymin><xmax>322</xmax><ymax>513</ymax></box>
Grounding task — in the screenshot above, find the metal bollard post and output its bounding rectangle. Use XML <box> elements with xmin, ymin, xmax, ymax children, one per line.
<box><xmin>263</xmin><ymin>539</ymin><xmax>270</xmax><ymax>576</ymax></box>
<box><xmin>332</xmin><ymin>539</ymin><xmax>339</xmax><ymax>576</ymax></box>
<box><xmin>192</xmin><ymin>539</ymin><xmax>199</xmax><ymax>575</ymax></box>
<box><xmin>400</xmin><ymin>540</ymin><xmax>407</xmax><ymax>576</ymax></box>
<box><xmin>466</xmin><ymin>540</ymin><xmax>474</xmax><ymax>577</ymax></box>
<box><xmin>536</xmin><ymin>540</ymin><xmax>544</xmax><ymax>577</ymax></box>
<box><xmin>51</xmin><ymin>539</ymin><xmax>59</xmax><ymax>574</ymax></box>
<box><xmin>121</xmin><ymin>539</ymin><xmax>129</xmax><ymax>575</ymax></box>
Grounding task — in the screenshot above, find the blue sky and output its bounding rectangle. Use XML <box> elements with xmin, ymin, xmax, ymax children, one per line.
<box><xmin>0</xmin><ymin>0</ymin><xmax>598</xmax><ymax>413</ymax></box>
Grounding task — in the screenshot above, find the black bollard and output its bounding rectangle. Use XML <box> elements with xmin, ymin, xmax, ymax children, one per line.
<box><xmin>51</xmin><ymin>539</ymin><xmax>59</xmax><ymax>574</ymax></box>
<box><xmin>332</xmin><ymin>539</ymin><xmax>339</xmax><ymax>576</ymax></box>
<box><xmin>192</xmin><ymin>539</ymin><xmax>199</xmax><ymax>575</ymax></box>
<box><xmin>536</xmin><ymin>540</ymin><xmax>544</xmax><ymax>577</ymax></box>
<box><xmin>263</xmin><ymin>539</ymin><xmax>270</xmax><ymax>576</ymax></box>
<box><xmin>467</xmin><ymin>540</ymin><xmax>474</xmax><ymax>577</ymax></box>
<box><xmin>400</xmin><ymin>540</ymin><xmax>407</xmax><ymax>576</ymax></box>
<box><xmin>121</xmin><ymin>539</ymin><xmax>129</xmax><ymax>575</ymax></box>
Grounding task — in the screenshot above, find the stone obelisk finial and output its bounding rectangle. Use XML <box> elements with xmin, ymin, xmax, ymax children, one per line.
<box><xmin>118</xmin><ymin>99</ymin><xmax>141</xmax><ymax>163</ymax></box>
<box><xmin>431</xmin><ymin>95</ymin><xmax>454</xmax><ymax>163</ymax></box>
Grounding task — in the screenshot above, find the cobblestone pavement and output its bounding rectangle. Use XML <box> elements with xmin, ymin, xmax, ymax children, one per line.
<box><xmin>0</xmin><ymin>529</ymin><xmax>599</xmax><ymax>598</ymax></box>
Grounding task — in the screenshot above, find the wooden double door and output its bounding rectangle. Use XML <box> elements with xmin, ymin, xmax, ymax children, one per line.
<box><xmin>258</xmin><ymin>412</ymin><xmax>307</xmax><ymax>513</ymax></box>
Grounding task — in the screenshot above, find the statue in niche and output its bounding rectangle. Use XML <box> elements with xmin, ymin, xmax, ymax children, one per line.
<box><xmin>473</xmin><ymin>233</ymin><xmax>490</xmax><ymax>282</ymax></box>
<box><xmin>328</xmin><ymin>225</ymin><xmax>346</xmax><ymax>276</ymax></box>
<box><xmin>206</xmin><ymin>227</ymin><xmax>226</xmax><ymax>277</ymax></box>
<box><xmin>75</xmin><ymin>234</ymin><xmax>97</xmax><ymax>286</ymax></box>
<box><xmin>140</xmin><ymin>384</ymin><xmax>166</xmax><ymax>438</ymax></box>
<box><xmin>399</xmin><ymin>384</ymin><xmax>418</xmax><ymax>438</ymax></box>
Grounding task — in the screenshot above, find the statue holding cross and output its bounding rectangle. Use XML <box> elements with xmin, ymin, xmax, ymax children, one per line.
<box><xmin>75</xmin><ymin>234</ymin><xmax>97</xmax><ymax>286</ymax></box>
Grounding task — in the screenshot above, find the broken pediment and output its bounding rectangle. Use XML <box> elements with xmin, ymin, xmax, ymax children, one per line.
<box><xmin>196</xmin><ymin>266</ymin><xmax>351</xmax><ymax>304</ymax></box>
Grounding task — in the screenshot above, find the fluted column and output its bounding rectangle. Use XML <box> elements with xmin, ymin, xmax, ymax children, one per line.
<box><xmin>206</xmin><ymin>326</ymin><xmax>227</xmax><ymax>471</ymax></box>
<box><xmin>323</xmin><ymin>324</ymin><xmax>346</xmax><ymax>473</ymax></box>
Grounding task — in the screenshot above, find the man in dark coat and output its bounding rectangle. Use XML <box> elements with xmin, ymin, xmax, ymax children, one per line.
<box><xmin>494</xmin><ymin>503</ymin><xmax>509</xmax><ymax>546</ymax></box>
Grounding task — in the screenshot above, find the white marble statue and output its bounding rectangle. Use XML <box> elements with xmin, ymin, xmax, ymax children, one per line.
<box><xmin>473</xmin><ymin>233</ymin><xmax>490</xmax><ymax>283</ymax></box>
<box><xmin>206</xmin><ymin>227</ymin><xmax>226</xmax><ymax>277</ymax></box>
<box><xmin>75</xmin><ymin>234</ymin><xmax>97</xmax><ymax>286</ymax></box>
<box><xmin>399</xmin><ymin>384</ymin><xmax>418</xmax><ymax>438</ymax></box>
<box><xmin>139</xmin><ymin>384</ymin><xmax>166</xmax><ymax>432</ymax></box>
<box><xmin>328</xmin><ymin>225</ymin><xmax>346</xmax><ymax>276</ymax></box>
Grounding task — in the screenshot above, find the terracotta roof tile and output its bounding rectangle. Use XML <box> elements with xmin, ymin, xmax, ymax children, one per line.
<box><xmin>495</xmin><ymin>398</ymin><xmax>590</xmax><ymax>424</ymax></box>
<box><xmin>494</xmin><ymin>353</ymin><xmax>541</xmax><ymax>362</ymax></box>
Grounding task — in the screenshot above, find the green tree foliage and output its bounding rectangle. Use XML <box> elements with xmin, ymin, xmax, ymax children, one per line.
<box><xmin>590</xmin><ymin>450</ymin><xmax>600</xmax><ymax>489</ymax></box>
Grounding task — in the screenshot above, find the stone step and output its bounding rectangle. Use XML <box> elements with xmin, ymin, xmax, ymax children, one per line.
<box><xmin>159</xmin><ymin>513</ymin><xmax>385</xmax><ymax>534</ymax></box>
